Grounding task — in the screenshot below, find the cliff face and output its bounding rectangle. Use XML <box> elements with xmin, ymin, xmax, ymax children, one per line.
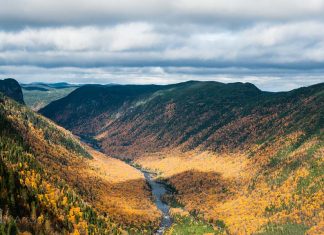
<box><xmin>0</xmin><ymin>78</ymin><xmax>25</xmax><ymax>104</ymax></box>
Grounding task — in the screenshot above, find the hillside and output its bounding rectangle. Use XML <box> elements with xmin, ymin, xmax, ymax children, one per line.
<box><xmin>40</xmin><ymin>83</ymin><xmax>184</xmax><ymax>136</ymax></box>
<box><xmin>0</xmin><ymin>78</ymin><xmax>24</xmax><ymax>104</ymax></box>
<box><xmin>40</xmin><ymin>81</ymin><xmax>324</xmax><ymax>158</ymax></box>
<box><xmin>21</xmin><ymin>82</ymin><xmax>80</xmax><ymax>110</ymax></box>
<box><xmin>40</xmin><ymin>81</ymin><xmax>324</xmax><ymax>234</ymax></box>
<box><xmin>0</xmin><ymin>90</ymin><xmax>160</xmax><ymax>234</ymax></box>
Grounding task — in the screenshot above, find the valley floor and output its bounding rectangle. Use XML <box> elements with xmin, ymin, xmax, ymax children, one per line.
<box><xmin>81</xmin><ymin>147</ymin><xmax>162</xmax><ymax>231</ymax></box>
<box><xmin>135</xmin><ymin>138</ymin><xmax>324</xmax><ymax>235</ymax></box>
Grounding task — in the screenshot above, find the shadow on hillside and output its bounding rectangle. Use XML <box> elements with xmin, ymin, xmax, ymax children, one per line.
<box><xmin>163</xmin><ymin>169</ymin><xmax>234</xmax><ymax>201</ymax></box>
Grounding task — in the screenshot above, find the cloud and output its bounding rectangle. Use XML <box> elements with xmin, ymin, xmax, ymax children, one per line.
<box><xmin>0</xmin><ymin>0</ymin><xmax>324</xmax><ymax>89</ymax></box>
<box><xmin>1</xmin><ymin>0</ymin><xmax>324</xmax><ymax>28</ymax></box>
<box><xmin>1</xmin><ymin>21</ymin><xmax>324</xmax><ymax>68</ymax></box>
<box><xmin>0</xmin><ymin>23</ymin><xmax>160</xmax><ymax>51</ymax></box>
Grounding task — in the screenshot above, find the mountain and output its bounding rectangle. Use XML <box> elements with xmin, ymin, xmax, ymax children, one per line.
<box><xmin>133</xmin><ymin>83</ymin><xmax>324</xmax><ymax>234</ymax></box>
<box><xmin>0</xmin><ymin>86</ymin><xmax>160</xmax><ymax>234</ymax></box>
<box><xmin>21</xmin><ymin>82</ymin><xmax>80</xmax><ymax>90</ymax></box>
<box><xmin>40</xmin><ymin>81</ymin><xmax>324</xmax><ymax>158</ymax></box>
<box><xmin>21</xmin><ymin>82</ymin><xmax>81</xmax><ymax>111</ymax></box>
<box><xmin>40</xmin><ymin>81</ymin><xmax>324</xmax><ymax>234</ymax></box>
<box><xmin>0</xmin><ymin>78</ymin><xmax>24</xmax><ymax>104</ymax></box>
<box><xmin>39</xmin><ymin>83</ymin><xmax>184</xmax><ymax>136</ymax></box>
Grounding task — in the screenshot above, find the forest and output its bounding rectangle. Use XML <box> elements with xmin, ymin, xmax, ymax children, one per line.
<box><xmin>1</xmin><ymin>80</ymin><xmax>323</xmax><ymax>234</ymax></box>
<box><xmin>0</xmin><ymin>92</ymin><xmax>160</xmax><ymax>234</ymax></box>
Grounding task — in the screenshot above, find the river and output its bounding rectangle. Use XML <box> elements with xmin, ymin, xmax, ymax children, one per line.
<box><xmin>142</xmin><ymin>170</ymin><xmax>172</xmax><ymax>234</ymax></box>
<box><xmin>80</xmin><ymin>137</ymin><xmax>172</xmax><ymax>234</ymax></box>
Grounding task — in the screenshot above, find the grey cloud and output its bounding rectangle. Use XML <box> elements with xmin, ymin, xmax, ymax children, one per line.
<box><xmin>1</xmin><ymin>0</ymin><xmax>324</xmax><ymax>28</ymax></box>
<box><xmin>1</xmin><ymin>22</ymin><xmax>324</xmax><ymax>69</ymax></box>
<box><xmin>0</xmin><ymin>0</ymin><xmax>324</xmax><ymax>90</ymax></box>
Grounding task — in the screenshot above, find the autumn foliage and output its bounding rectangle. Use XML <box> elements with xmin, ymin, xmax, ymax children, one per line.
<box><xmin>136</xmin><ymin>130</ymin><xmax>324</xmax><ymax>234</ymax></box>
<box><xmin>2</xmin><ymin>80</ymin><xmax>323</xmax><ymax>234</ymax></box>
<box><xmin>0</xmin><ymin>93</ymin><xmax>160</xmax><ymax>234</ymax></box>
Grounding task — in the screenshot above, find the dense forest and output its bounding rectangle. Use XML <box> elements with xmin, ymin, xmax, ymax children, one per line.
<box><xmin>40</xmin><ymin>81</ymin><xmax>324</xmax><ymax>159</ymax></box>
<box><xmin>1</xmin><ymin>79</ymin><xmax>323</xmax><ymax>234</ymax></box>
<box><xmin>0</xmin><ymin>93</ymin><xmax>116</xmax><ymax>234</ymax></box>
<box><xmin>40</xmin><ymin>81</ymin><xmax>323</xmax><ymax>234</ymax></box>
<box><xmin>0</xmin><ymin>92</ymin><xmax>161</xmax><ymax>234</ymax></box>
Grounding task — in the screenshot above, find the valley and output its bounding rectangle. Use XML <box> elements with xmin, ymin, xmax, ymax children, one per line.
<box><xmin>39</xmin><ymin>80</ymin><xmax>323</xmax><ymax>234</ymax></box>
<box><xmin>0</xmin><ymin>79</ymin><xmax>323</xmax><ymax>234</ymax></box>
<box><xmin>80</xmin><ymin>137</ymin><xmax>174</xmax><ymax>234</ymax></box>
<box><xmin>2</xmin><ymin>1</ymin><xmax>324</xmax><ymax>234</ymax></box>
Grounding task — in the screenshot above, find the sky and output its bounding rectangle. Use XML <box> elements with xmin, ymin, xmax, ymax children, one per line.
<box><xmin>1</xmin><ymin>0</ymin><xmax>324</xmax><ymax>91</ymax></box>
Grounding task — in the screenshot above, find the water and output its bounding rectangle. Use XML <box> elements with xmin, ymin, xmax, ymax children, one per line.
<box><xmin>79</xmin><ymin>137</ymin><xmax>172</xmax><ymax>234</ymax></box>
<box><xmin>142</xmin><ymin>171</ymin><xmax>172</xmax><ymax>235</ymax></box>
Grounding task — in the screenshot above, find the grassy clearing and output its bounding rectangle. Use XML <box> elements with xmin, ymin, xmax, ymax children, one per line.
<box><xmin>255</xmin><ymin>223</ymin><xmax>308</xmax><ymax>235</ymax></box>
<box><xmin>166</xmin><ymin>215</ymin><xmax>224</xmax><ymax>235</ymax></box>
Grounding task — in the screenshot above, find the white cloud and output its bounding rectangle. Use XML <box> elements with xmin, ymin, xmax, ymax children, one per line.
<box><xmin>2</xmin><ymin>21</ymin><xmax>324</xmax><ymax>64</ymax></box>
<box><xmin>0</xmin><ymin>23</ymin><xmax>160</xmax><ymax>52</ymax></box>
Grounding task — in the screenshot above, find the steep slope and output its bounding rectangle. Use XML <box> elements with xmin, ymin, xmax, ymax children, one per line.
<box><xmin>133</xmin><ymin>83</ymin><xmax>324</xmax><ymax>234</ymax></box>
<box><xmin>41</xmin><ymin>81</ymin><xmax>323</xmax><ymax>158</ymax></box>
<box><xmin>39</xmin><ymin>82</ymin><xmax>191</xmax><ymax>136</ymax></box>
<box><xmin>0</xmin><ymin>78</ymin><xmax>24</xmax><ymax>104</ymax></box>
<box><xmin>101</xmin><ymin>82</ymin><xmax>323</xmax><ymax>158</ymax></box>
<box><xmin>0</xmin><ymin>92</ymin><xmax>160</xmax><ymax>234</ymax></box>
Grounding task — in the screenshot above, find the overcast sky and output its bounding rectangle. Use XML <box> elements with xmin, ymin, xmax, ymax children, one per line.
<box><xmin>1</xmin><ymin>0</ymin><xmax>324</xmax><ymax>91</ymax></box>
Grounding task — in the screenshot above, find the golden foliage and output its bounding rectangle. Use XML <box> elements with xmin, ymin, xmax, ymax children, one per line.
<box><xmin>0</xmin><ymin>95</ymin><xmax>160</xmax><ymax>233</ymax></box>
<box><xmin>136</xmin><ymin>132</ymin><xmax>324</xmax><ymax>234</ymax></box>
<box><xmin>84</xmin><ymin>149</ymin><xmax>161</xmax><ymax>227</ymax></box>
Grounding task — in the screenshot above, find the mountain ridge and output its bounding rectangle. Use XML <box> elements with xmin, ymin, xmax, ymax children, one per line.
<box><xmin>40</xmin><ymin>81</ymin><xmax>324</xmax><ymax>158</ymax></box>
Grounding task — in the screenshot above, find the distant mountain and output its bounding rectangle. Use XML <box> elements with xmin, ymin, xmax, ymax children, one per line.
<box><xmin>21</xmin><ymin>82</ymin><xmax>80</xmax><ymax>90</ymax></box>
<box><xmin>0</xmin><ymin>78</ymin><xmax>24</xmax><ymax>104</ymax></box>
<box><xmin>21</xmin><ymin>82</ymin><xmax>81</xmax><ymax>111</ymax></box>
<box><xmin>40</xmin><ymin>81</ymin><xmax>324</xmax><ymax>158</ymax></box>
